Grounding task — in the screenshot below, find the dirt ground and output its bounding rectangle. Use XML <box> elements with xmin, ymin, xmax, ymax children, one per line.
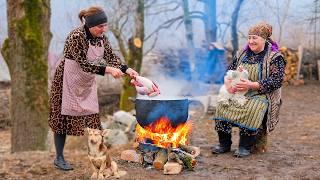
<box><xmin>0</xmin><ymin>81</ymin><xmax>320</xmax><ymax>180</ymax></box>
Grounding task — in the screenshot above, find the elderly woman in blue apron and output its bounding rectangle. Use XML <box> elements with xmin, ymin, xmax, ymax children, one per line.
<box><xmin>212</xmin><ymin>22</ymin><xmax>286</xmax><ymax>158</ymax></box>
<box><xmin>48</xmin><ymin>6</ymin><xmax>138</xmax><ymax>170</ymax></box>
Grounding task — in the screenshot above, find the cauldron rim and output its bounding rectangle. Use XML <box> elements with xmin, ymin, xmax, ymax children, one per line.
<box><xmin>136</xmin><ymin>96</ymin><xmax>188</xmax><ymax>101</ymax></box>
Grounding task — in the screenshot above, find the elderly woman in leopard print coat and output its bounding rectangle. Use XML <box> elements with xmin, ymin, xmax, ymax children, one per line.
<box><xmin>48</xmin><ymin>6</ymin><xmax>138</xmax><ymax>171</ymax></box>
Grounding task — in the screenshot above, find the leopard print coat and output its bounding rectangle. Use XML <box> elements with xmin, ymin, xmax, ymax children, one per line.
<box><xmin>48</xmin><ymin>26</ymin><xmax>127</xmax><ymax>136</ymax></box>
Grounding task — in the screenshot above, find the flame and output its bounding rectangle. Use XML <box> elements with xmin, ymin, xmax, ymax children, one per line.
<box><xmin>135</xmin><ymin>117</ymin><xmax>192</xmax><ymax>148</ymax></box>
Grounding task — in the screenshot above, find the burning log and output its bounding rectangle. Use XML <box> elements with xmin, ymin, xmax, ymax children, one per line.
<box><xmin>153</xmin><ymin>149</ymin><xmax>168</xmax><ymax>170</ymax></box>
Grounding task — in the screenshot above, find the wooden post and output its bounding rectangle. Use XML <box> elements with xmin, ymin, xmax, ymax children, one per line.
<box><xmin>296</xmin><ymin>45</ymin><xmax>303</xmax><ymax>79</ymax></box>
<box><xmin>308</xmin><ymin>64</ymin><xmax>313</xmax><ymax>80</ymax></box>
<box><xmin>317</xmin><ymin>60</ymin><xmax>320</xmax><ymax>81</ymax></box>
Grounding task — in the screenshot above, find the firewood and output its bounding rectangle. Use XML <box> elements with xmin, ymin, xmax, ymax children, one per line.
<box><xmin>153</xmin><ymin>149</ymin><xmax>168</xmax><ymax>170</ymax></box>
<box><xmin>178</xmin><ymin>145</ymin><xmax>201</xmax><ymax>158</ymax></box>
<box><xmin>121</xmin><ymin>150</ymin><xmax>143</xmax><ymax>164</ymax></box>
<box><xmin>179</xmin><ymin>144</ymin><xmax>195</xmax><ymax>154</ymax></box>
<box><xmin>143</xmin><ymin>152</ymin><xmax>155</xmax><ymax>164</ymax></box>
<box><xmin>163</xmin><ymin>162</ymin><xmax>183</xmax><ymax>175</ymax></box>
<box><xmin>190</xmin><ymin>146</ymin><xmax>200</xmax><ymax>158</ymax></box>
<box><xmin>281</xmin><ymin>47</ymin><xmax>301</xmax><ymax>84</ymax></box>
<box><xmin>168</xmin><ymin>152</ymin><xmax>184</xmax><ymax>165</ymax></box>
<box><xmin>174</xmin><ymin>151</ymin><xmax>197</xmax><ymax>170</ymax></box>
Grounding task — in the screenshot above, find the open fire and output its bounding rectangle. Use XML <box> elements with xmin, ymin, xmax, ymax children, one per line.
<box><xmin>121</xmin><ymin>110</ymin><xmax>200</xmax><ymax>174</ymax></box>
<box><xmin>135</xmin><ymin>117</ymin><xmax>192</xmax><ymax>148</ymax></box>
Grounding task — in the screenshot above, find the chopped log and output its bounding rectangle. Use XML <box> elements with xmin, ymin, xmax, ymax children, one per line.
<box><xmin>178</xmin><ymin>145</ymin><xmax>201</xmax><ymax>158</ymax></box>
<box><xmin>190</xmin><ymin>146</ymin><xmax>201</xmax><ymax>158</ymax></box>
<box><xmin>179</xmin><ymin>144</ymin><xmax>195</xmax><ymax>154</ymax></box>
<box><xmin>280</xmin><ymin>47</ymin><xmax>300</xmax><ymax>84</ymax></box>
<box><xmin>163</xmin><ymin>162</ymin><xmax>183</xmax><ymax>175</ymax></box>
<box><xmin>153</xmin><ymin>149</ymin><xmax>168</xmax><ymax>170</ymax></box>
<box><xmin>121</xmin><ymin>150</ymin><xmax>143</xmax><ymax>164</ymax></box>
<box><xmin>174</xmin><ymin>151</ymin><xmax>197</xmax><ymax>170</ymax></box>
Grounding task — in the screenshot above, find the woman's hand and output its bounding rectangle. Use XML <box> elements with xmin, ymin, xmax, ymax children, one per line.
<box><xmin>105</xmin><ymin>67</ymin><xmax>124</xmax><ymax>78</ymax></box>
<box><xmin>125</xmin><ymin>68</ymin><xmax>139</xmax><ymax>78</ymax></box>
<box><xmin>224</xmin><ymin>76</ymin><xmax>236</xmax><ymax>94</ymax></box>
<box><xmin>235</xmin><ymin>79</ymin><xmax>259</xmax><ymax>92</ymax></box>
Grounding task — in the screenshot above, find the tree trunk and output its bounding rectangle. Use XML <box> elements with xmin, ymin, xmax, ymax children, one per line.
<box><xmin>182</xmin><ymin>0</ymin><xmax>196</xmax><ymax>79</ymax></box>
<box><xmin>231</xmin><ymin>0</ymin><xmax>244</xmax><ymax>57</ymax></box>
<box><xmin>119</xmin><ymin>0</ymin><xmax>144</xmax><ymax>111</ymax></box>
<box><xmin>1</xmin><ymin>0</ymin><xmax>51</xmax><ymax>152</ymax></box>
<box><xmin>204</xmin><ymin>0</ymin><xmax>217</xmax><ymax>43</ymax></box>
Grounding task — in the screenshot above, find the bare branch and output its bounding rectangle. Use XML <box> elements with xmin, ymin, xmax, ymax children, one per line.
<box><xmin>144</xmin><ymin>32</ymin><xmax>159</xmax><ymax>55</ymax></box>
<box><xmin>144</xmin><ymin>15</ymin><xmax>184</xmax><ymax>41</ymax></box>
<box><xmin>110</xmin><ymin>26</ymin><xmax>129</xmax><ymax>60</ymax></box>
<box><xmin>120</xmin><ymin>14</ymin><xmax>130</xmax><ymax>33</ymax></box>
<box><xmin>174</xmin><ymin>18</ymin><xmax>185</xmax><ymax>30</ymax></box>
<box><xmin>146</xmin><ymin>3</ymin><xmax>180</xmax><ymax>15</ymax></box>
<box><xmin>145</xmin><ymin>0</ymin><xmax>157</xmax><ymax>8</ymax></box>
<box><xmin>150</xmin><ymin>0</ymin><xmax>180</xmax><ymax>8</ymax></box>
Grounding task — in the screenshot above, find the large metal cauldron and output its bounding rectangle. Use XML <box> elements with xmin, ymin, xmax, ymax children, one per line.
<box><xmin>135</xmin><ymin>98</ymin><xmax>189</xmax><ymax>128</ymax></box>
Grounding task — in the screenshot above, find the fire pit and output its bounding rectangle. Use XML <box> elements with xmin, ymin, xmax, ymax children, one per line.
<box><xmin>120</xmin><ymin>97</ymin><xmax>200</xmax><ymax>174</ymax></box>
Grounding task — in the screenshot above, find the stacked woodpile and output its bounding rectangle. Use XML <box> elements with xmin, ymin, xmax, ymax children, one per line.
<box><xmin>121</xmin><ymin>143</ymin><xmax>200</xmax><ymax>175</ymax></box>
<box><xmin>280</xmin><ymin>46</ymin><xmax>304</xmax><ymax>85</ymax></box>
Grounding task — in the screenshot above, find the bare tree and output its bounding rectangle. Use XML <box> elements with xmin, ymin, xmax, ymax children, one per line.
<box><xmin>182</xmin><ymin>0</ymin><xmax>196</xmax><ymax>74</ymax></box>
<box><xmin>121</xmin><ymin>0</ymin><xmax>145</xmax><ymax>111</ymax></box>
<box><xmin>1</xmin><ymin>0</ymin><xmax>51</xmax><ymax>152</ymax></box>
<box><xmin>199</xmin><ymin>0</ymin><xmax>217</xmax><ymax>43</ymax></box>
<box><xmin>106</xmin><ymin>0</ymin><xmax>193</xmax><ymax>110</ymax></box>
<box><xmin>262</xmin><ymin>0</ymin><xmax>292</xmax><ymax>44</ymax></box>
<box><xmin>231</xmin><ymin>0</ymin><xmax>245</xmax><ymax>57</ymax></box>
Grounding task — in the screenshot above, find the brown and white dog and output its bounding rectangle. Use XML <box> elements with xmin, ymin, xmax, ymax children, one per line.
<box><xmin>87</xmin><ymin>128</ymin><xmax>126</xmax><ymax>179</ymax></box>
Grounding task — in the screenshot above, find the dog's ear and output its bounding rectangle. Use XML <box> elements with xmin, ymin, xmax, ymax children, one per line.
<box><xmin>101</xmin><ymin>129</ymin><xmax>110</xmax><ymax>137</ymax></box>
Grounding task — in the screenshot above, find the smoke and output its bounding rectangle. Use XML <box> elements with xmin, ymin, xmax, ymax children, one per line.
<box><xmin>136</xmin><ymin>73</ymin><xmax>189</xmax><ymax>100</ymax></box>
<box><xmin>139</xmin><ymin>48</ymin><xmax>225</xmax><ymax>99</ymax></box>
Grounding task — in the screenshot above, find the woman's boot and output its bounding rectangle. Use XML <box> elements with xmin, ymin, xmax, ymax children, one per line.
<box><xmin>54</xmin><ymin>133</ymin><xmax>73</xmax><ymax>171</ymax></box>
<box><xmin>234</xmin><ymin>134</ymin><xmax>256</xmax><ymax>158</ymax></box>
<box><xmin>212</xmin><ymin>131</ymin><xmax>232</xmax><ymax>154</ymax></box>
